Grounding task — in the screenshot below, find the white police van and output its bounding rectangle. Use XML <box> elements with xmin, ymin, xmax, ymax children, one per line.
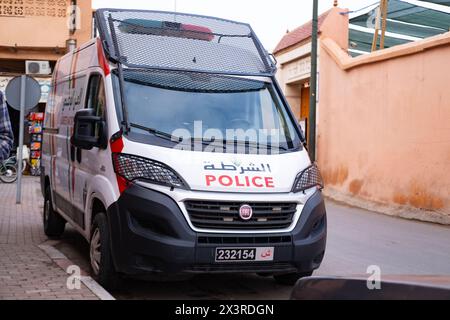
<box><xmin>41</xmin><ymin>9</ymin><xmax>326</xmax><ymax>289</ymax></box>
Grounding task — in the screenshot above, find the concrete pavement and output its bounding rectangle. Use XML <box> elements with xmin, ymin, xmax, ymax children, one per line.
<box><xmin>0</xmin><ymin>177</ymin><xmax>99</xmax><ymax>300</ymax></box>
<box><xmin>53</xmin><ymin>182</ymin><xmax>450</xmax><ymax>300</ymax></box>
<box><xmin>319</xmin><ymin>200</ymin><xmax>450</xmax><ymax>276</ymax></box>
<box><xmin>1</xmin><ymin>177</ymin><xmax>449</xmax><ymax>300</ymax></box>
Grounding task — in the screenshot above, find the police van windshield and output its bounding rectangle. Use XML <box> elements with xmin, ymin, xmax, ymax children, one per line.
<box><xmin>115</xmin><ymin>69</ymin><xmax>302</xmax><ymax>153</ymax></box>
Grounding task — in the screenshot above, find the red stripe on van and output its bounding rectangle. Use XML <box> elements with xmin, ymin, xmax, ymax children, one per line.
<box><xmin>67</xmin><ymin>51</ymin><xmax>79</xmax><ymax>199</ymax></box>
<box><xmin>110</xmin><ymin>136</ymin><xmax>128</xmax><ymax>193</ymax></box>
<box><xmin>97</xmin><ymin>39</ymin><xmax>110</xmax><ymax>76</ymax></box>
<box><xmin>50</xmin><ymin>61</ymin><xmax>59</xmax><ymax>187</ymax></box>
<box><xmin>71</xmin><ymin>128</ymin><xmax>76</xmax><ymax>198</ymax></box>
<box><xmin>70</xmin><ymin>50</ymin><xmax>80</xmax><ymax>89</ymax></box>
<box><xmin>110</xmin><ymin>135</ymin><xmax>123</xmax><ymax>153</ymax></box>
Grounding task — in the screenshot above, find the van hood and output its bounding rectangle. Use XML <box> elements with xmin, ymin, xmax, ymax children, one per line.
<box><xmin>122</xmin><ymin>139</ymin><xmax>311</xmax><ymax>193</ymax></box>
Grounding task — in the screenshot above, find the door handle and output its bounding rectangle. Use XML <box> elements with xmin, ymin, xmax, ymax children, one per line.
<box><xmin>76</xmin><ymin>148</ymin><xmax>82</xmax><ymax>163</ymax></box>
<box><xmin>70</xmin><ymin>144</ymin><xmax>76</xmax><ymax>162</ymax></box>
<box><xmin>70</xmin><ymin>145</ymin><xmax>82</xmax><ymax>163</ymax></box>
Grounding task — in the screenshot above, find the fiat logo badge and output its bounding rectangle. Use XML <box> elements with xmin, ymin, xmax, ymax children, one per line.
<box><xmin>239</xmin><ymin>204</ymin><xmax>253</xmax><ymax>220</ymax></box>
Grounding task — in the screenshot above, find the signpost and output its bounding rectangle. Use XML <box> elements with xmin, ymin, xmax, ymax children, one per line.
<box><xmin>5</xmin><ymin>75</ymin><xmax>41</xmax><ymax>204</ymax></box>
<box><xmin>309</xmin><ymin>0</ymin><xmax>318</xmax><ymax>162</ymax></box>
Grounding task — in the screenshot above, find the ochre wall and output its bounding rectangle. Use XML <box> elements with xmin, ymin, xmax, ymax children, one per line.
<box><xmin>0</xmin><ymin>0</ymin><xmax>92</xmax><ymax>60</ymax></box>
<box><xmin>317</xmin><ymin>33</ymin><xmax>450</xmax><ymax>220</ymax></box>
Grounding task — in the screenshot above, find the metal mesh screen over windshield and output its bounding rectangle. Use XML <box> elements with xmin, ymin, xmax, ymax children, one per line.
<box><xmin>120</xmin><ymin>69</ymin><xmax>267</xmax><ymax>93</ymax></box>
<box><xmin>95</xmin><ymin>9</ymin><xmax>275</xmax><ymax>76</ymax></box>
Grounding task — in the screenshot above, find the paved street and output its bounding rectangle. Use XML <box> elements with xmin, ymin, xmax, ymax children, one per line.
<box><xmin>1</xmin><ymin>177</ymin><xmax>449</xmax><ymax>299</ymax></box>
<box><xmin>1</xmin><ymin>0</ymin><xmax>449</xmax><ymax>304</ymax></box>
<box><xmin>0</xmin><ymin>177</ymin><xmax>99</xmax><ymax>300</ymax></box>
<box><xmin>319</xmin><ymin>201</ymin><xmax>450</xmax><ymax>276</ymax></box>
<box><xmin>51</xmin><ymin>181</ymin><xmax>450</xmax><ymax>299</ymax></box>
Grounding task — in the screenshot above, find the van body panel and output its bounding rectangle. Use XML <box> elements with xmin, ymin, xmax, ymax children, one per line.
<box><xmin>84</xmin><ymin>174</ymin><xmax>118</xmax><ymax>238</ymax></box>
<box><xmin>118</xmin><ymin>137</ymin><xmax>311</xmax><ymax>194</ymax></box>
<box><xmin>132</xmin><ymin>180</ymin><xmax>317</xmax><ymax>234</ymax></box>
<box><xmin>42</xmin><ymin>9</ymin><xmax>327</xmax><ymax>279</ymax></box>
<box><xmin>43</xmin><ymin>38</ymin><xmax>120</xmax><ymax>230</ymax></box>
<box><xmin>106</xmin><ymin>184</ymin><xmax>326</xmax><ymax>275</ymax></box>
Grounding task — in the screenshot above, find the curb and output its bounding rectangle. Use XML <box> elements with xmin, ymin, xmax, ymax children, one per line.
<box><xmin>323</xmin><ymin>189</ymin><xmax>450</xmax><ymax>225</ymax></box>
<box><xmin>38</xmin><ymin>244</ymin><xmax>115</xmax><ymax>300</ymax></box>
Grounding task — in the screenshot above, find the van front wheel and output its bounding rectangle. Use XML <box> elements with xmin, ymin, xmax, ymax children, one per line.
<box><xmin>43</xmin><ymin>186</ymin><xmax>65</xmax><ymax>238</ymax></box>
<box><xmin>90</xmin><ymin>213</ymin><xmax>120</xmax><ymax>291</ymax></box>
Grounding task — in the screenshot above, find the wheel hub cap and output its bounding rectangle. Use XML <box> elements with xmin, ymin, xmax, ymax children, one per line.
<box><xmin>90</xmin><ymin>228</ymin><xmax>101</xmax><ymax>275</ymax></box>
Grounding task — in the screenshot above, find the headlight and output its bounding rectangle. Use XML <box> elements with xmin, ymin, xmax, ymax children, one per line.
<box><xmin>112</xmin><ymin>153</ymin><xmax>189</xmax><ymax>189</ymax></box>
<box><xmin>292</xmin><ymin>163</ymin><xmax>324</xmax><ymax>193</ymax></box>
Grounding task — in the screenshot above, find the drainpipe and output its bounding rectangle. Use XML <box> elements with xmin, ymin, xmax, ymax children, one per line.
<box><xmin>69</xmin><ymin>0</ymin><xmax>77</xmax><ymax>35</ymax></box>
<box><xmin>308</xmin><ymin>0</ymin><xmax>318</xmax><ymax>162</ymax></box>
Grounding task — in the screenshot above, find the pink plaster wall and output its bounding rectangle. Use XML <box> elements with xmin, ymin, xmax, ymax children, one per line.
<box><xmin>319</xmin><ymin>7</ymin><xmax>349</xmax><ymax>51</ymax></box>
<box><xmin>317</xmin><ymin>26</ymin><xmax>450</xmax><ymax>215</ymax></box>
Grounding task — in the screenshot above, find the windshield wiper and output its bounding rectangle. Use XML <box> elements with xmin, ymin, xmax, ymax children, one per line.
<box><xmin>128</xmin><ymin>124</ymin><xmax>294</xmax><ymax>151</ymax></box>
<box><xmin>187</xmin><ymin>137</ymin><xmax>227</xmax><ymax>150</ymax></box>
<box><xmin>187</xmin><ymin>138</ymin><xmax>287</xmax><ymax>151</ymax></box>
<box><xmin>226</xmin><ymin>139</ymin><xmax>288</xmax><ymax>151</ymax></box>
<box><xmin>188</xmin><ymin>138</ymin><xmax>290</xmax><ymax>151</ymax></box>
<box><xmin>129</xmin><ymin>122</ymin><xmax>182</xmax><ymax>142</ymax></box>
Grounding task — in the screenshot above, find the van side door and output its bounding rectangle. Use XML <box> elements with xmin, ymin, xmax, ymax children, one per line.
<box><xmin>53</xmin><ymin>74</ymin><xmax>86</xmax><ymax>223</ymax></box>
<box><xmin>72</xmin><ymin>73</ymin><xmax>107</xmax><ymax>229</ymax></box>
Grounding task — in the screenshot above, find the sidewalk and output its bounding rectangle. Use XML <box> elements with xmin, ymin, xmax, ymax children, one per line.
<box><xmin>0</xmin><ymin>177</ymin><xmax>99</xmax><ymax>300</ymax></box>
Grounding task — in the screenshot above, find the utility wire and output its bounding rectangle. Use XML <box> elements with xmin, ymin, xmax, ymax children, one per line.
<box><xmin>340</xmin><ymin>1</ymin><xmax>380</xmax><ymax>15</ymax></box>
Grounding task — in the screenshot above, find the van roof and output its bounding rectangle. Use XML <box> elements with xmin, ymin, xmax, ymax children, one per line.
<box><xmin>94</xmin><ymin>8</ymin><xmax>276</xmax><ymax>77</ymax></box>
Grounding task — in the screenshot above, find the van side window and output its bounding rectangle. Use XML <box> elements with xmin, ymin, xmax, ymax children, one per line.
<box><xmin>86</xmin><ymin>74</ymin><xmax>106</xmax><ymax>139</ymax></box>
<box><xmin>86</xmin><ymin>74</ymin><xmax>106</xmax><ymax>118</ymax></box>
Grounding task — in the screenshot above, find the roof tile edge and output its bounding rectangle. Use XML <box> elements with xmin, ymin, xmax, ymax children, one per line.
<box><xmin>273</xmin><ymin>9</ymin><xmax>332</xmax><ymax>54</ymax></box>
<box><xmin>321</xmin><ymin>31</ymin><xmax>450</xmax><ymax>71</ymax></box>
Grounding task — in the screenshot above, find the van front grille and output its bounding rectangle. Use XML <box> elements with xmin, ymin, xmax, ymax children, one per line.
<box><xmin>198</xmin><ymin>235</ymin><xmax>292</xmax><ymax>245</ymax></box>
<box><xmin>184</xmin><ymin>201</ymin><xmax>297</xmax><ymax>230</ymax></box>
<box><xmin>187</xmin><ymin>263</ymin><xmax>297</xmax><ymax>273</ymax></box>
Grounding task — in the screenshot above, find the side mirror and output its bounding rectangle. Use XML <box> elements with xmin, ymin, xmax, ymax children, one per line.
<box><xmin>70</xmin><ymin>109</ymin><xmax>107</xmax><ymax>150</ymax></box>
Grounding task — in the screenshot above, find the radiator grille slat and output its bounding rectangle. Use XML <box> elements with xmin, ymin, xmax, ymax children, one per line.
<box><xmin>185</xmin><ymin>201</ymin><xmax>296</xmax><ymax>230</ymax></box>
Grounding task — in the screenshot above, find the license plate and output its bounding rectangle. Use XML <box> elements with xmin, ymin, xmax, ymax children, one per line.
<box><xmin>215</xmin><ymin>247</ymin><xmax>274</xmax><ymax>262</ymax></box>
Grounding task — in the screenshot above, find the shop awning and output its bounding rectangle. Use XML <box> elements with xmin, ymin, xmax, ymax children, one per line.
<box><xmin>348</xmin><ymin>0</ymin><xmax>450</xmax><ymax>56</ymax></box>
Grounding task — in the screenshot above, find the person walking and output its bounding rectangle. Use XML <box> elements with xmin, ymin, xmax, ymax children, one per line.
<box><xmin>0</xmin><ymin>91</ymin><xmax>14</xmax><ymax>161</ymax></box>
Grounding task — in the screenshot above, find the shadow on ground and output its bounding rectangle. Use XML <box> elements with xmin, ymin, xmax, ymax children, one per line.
<box><xmin>54</xmin><ymin>227</ymin><xmax>292</xmax><ymax>300</ymax></box>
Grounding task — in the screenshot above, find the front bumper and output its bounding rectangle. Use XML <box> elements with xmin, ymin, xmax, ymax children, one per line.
<box><xmin>107</xmin><ymin>183</ymin><xmax>327</xmax><ymax>276</ymax></box>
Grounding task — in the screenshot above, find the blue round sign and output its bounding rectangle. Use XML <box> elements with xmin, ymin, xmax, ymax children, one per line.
<box><xmin>5</xmin><ymin>75</ymin><xmax>41</xmax><ymax>111</ymax></box>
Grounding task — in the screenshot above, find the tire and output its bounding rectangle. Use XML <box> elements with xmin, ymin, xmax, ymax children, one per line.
<box><xmin>43</xmin><ymin>186</ymin><xmax>66</xmax><ymax>237</ymax></box>
<box><xmin>90</xmin><ymin>213</ymin><xmax>121</xmax><ymax>291</ymax></box>
<box><xmin>0</xmin><ymin>164</ymin><xmax>17</xmax><ymax>183</ymax></box>
<box><xmin>274</xmin><ymin>271</ymin><xmax>313</xmax><ymax>286</ymax></box>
